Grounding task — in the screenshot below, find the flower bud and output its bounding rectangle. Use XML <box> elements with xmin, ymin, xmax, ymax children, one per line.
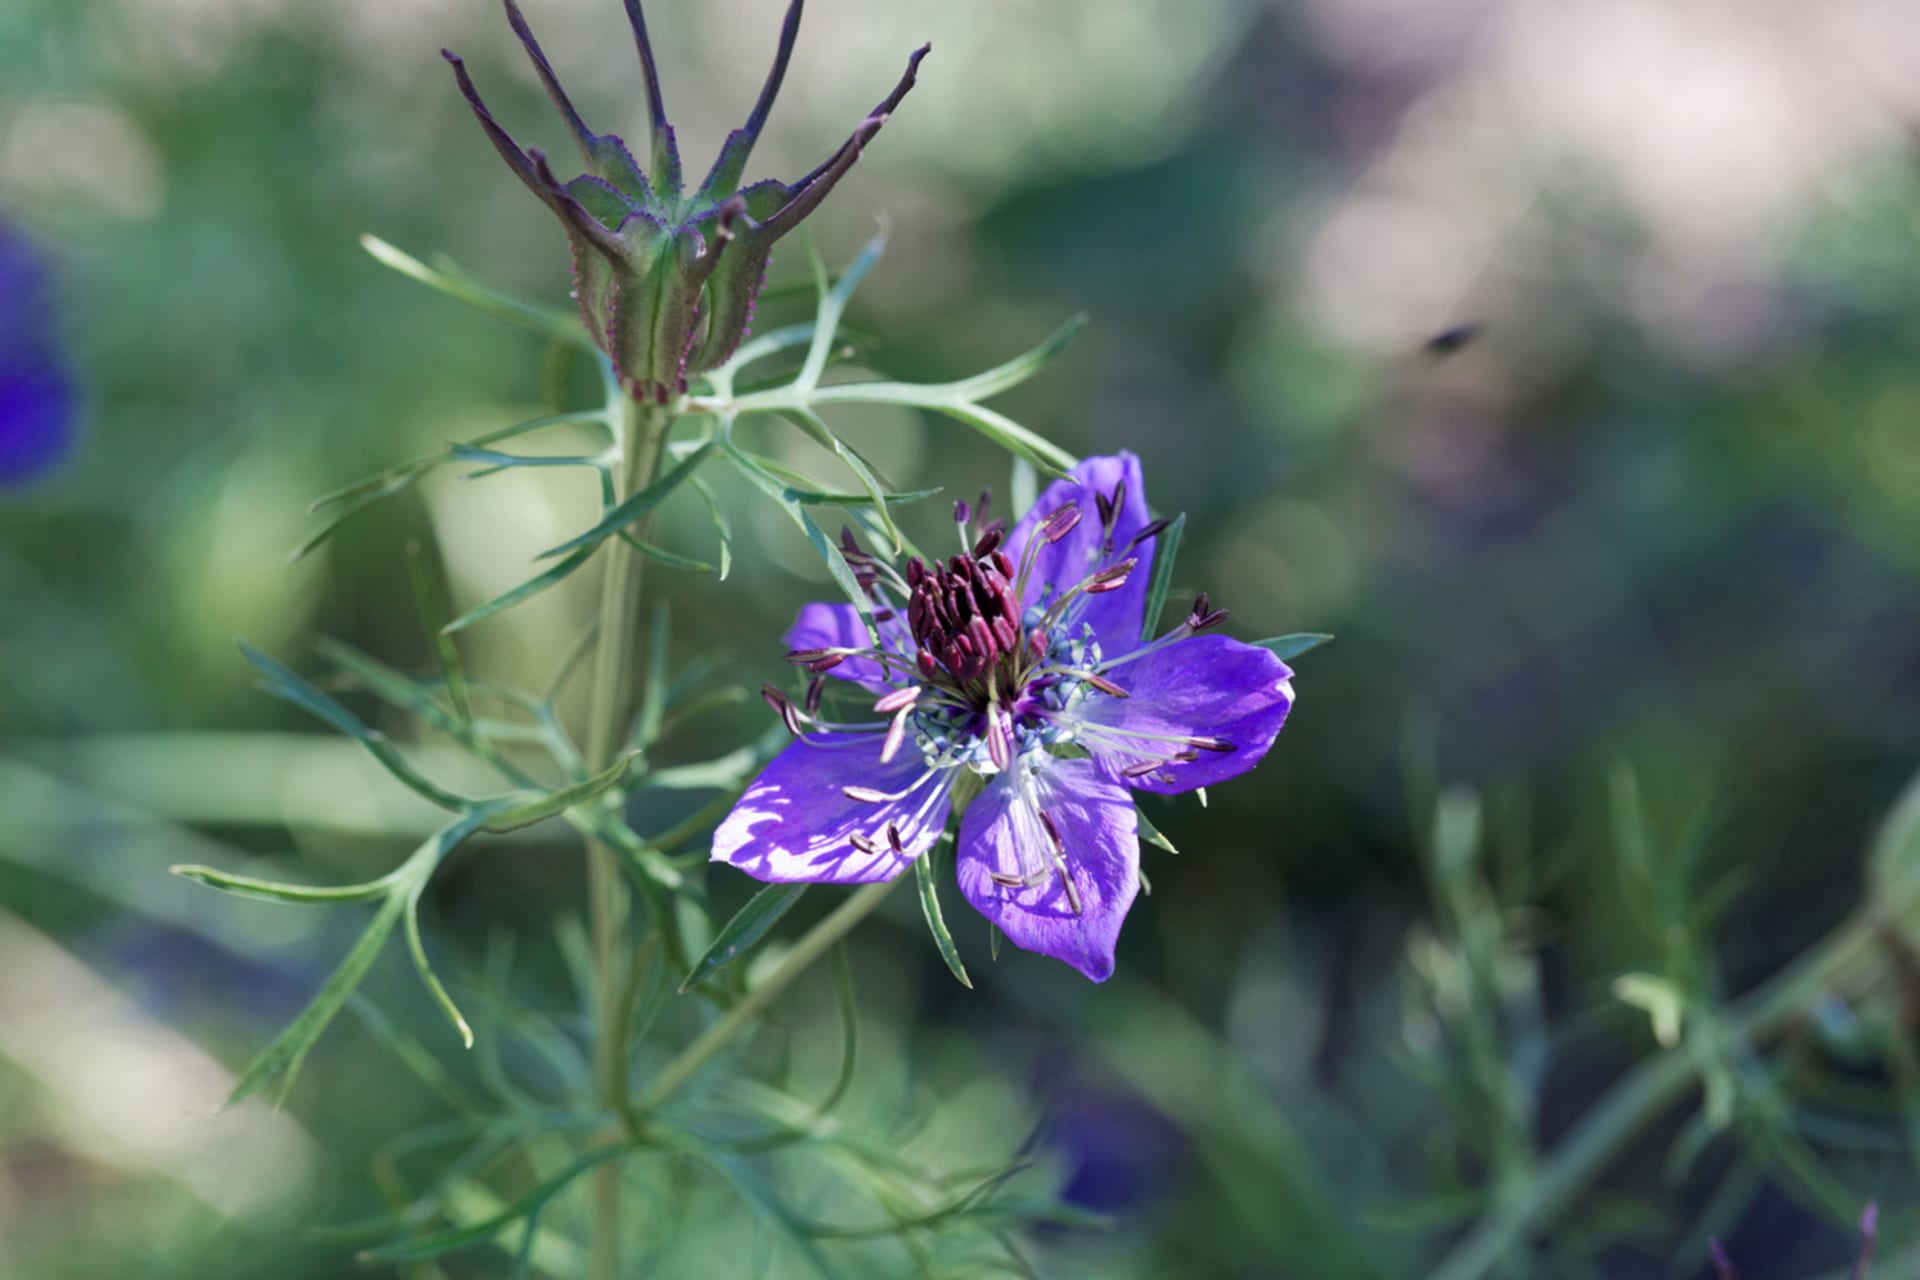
<box><xmin>447</xmin><ymin>0</ymin><xmax>927</xmax><ymax>401</ymax></box>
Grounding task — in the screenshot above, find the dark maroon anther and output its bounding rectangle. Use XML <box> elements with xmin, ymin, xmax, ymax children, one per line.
<box><xmin>843</xmin><ymin>784</ymin><xmax>890</xmax><ymax>803</ymax></box>
<box><xmin>1094</xmin><ymin>491</ymin><xmax>1114</xmax><ymax>530</ymax></box>
<box><xmin>1191</xmin><ymin>607</ymin><xmax>1229</xmax><ymax>630</ymax></box>
<box><xmin>971</xmin><ymin>525</ymin><xmax>1005</xmax><ymax>558</ymax></box>
<box><xmin>993</xmin><ymin>550</ymin><xmax>1014</xmax><ymax>579</ymax></box>
<box><xmin>906</xmin><ymin>556</ymin><xmax>926</xmax><ymax>587</ymax></box>
<box><xmin>805</xmin><ymin>674</ymin><xmax>825</xmax><ymax>715</ymax></box>
<box><xmin>1126</xmin><ymin>516</ymin><xmax>1171</xmax><ymax>553</ymax></box>
<box><xmin>916</xmin><ymin>651</ymin><xmax>940</xmax><ymax>679</ymax></box>
<box><xmin>1187</xmin><ymin>736</ymin><xmax>1235</xmax><ymax>753</ymax></box>
<box><xmin>1122</xmin><ymin>759</ymin><xmax>1164</xmax><ymax>778</ymax></box>
<box><xmin>1040</xmin><ymin>502</ymin><xmax>1082</xmax><ymax>544</ymax></box>
<box><xmin>850</xmin><ymin>832</ymin><xmax>879</xmax><ymax>854</ymax></box>
<box><xmin>886</xmin><ymin>824</ymin><xmax>905</xmax><ymax>853</ymax></box>
<box><xmin>761</xmin><ymin>683</ymin><xmax>802</xmax><ymax>736</ymax></box>
<box><xmin>872</xmin><ymin>608</ymin><xmax>896</xmax><ymax>623</ymax></box>
<box><xmin>953</xmin><ymin>498</ymin><xmax>971</xmax><ymax>527</ymax></box>
<box><xmin>975</xmin><ymin>489</ymin><xmax>992</xmax><ymax>525</ymax></box>
<box><xmin>1038</xmin><ymin>808</ymin><xmax>1066</xmax><ymax>852</ymax></box>
<box><xmin>1084</xmin><ymin>672</ymin><xmax>1129</xmax><ymax>698</ymax></box>
<box><xmin>786</xmin><ymin>647</ymin><xmax>831</xmax><ymax>665</ymax></box>
<box><xmin>1107</xmin><ymin>479</ymin><xmax>1126</xmax><ymax>526</ymax></box>
<box><xmin>1084</xmin><ymin>558</ymin><xmax>1136</xmax><ymax>593</ymax></box>
<box><xmin>1190</xmin><ymin>592</ymin><xmax>1210</xmax><ymax>618</ymax></box>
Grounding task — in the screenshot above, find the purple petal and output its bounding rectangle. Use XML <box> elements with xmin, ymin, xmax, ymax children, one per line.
<box><xmin>956</xmin><ymin>759</ymin><xmax>1138</xmax><ymax>982</ymax></box>
<box><xmin>1079</xmin><ymin>635</ymin><xmax>1293</xmax><ymax>795</ymax></box>
<box><xmin>785</xmin><ymin>603</ymin><xmax>912</xmax><ymax>694</ymax></box>
<box><xmin>1006</xmin><ymin>453</ymin><xmax>1155</xmax><ymax>651</ymax></box>
<box><xmin>713</xmin><ymin>733</ymin><xmax>950</xmax><ymax>884</ymax></box>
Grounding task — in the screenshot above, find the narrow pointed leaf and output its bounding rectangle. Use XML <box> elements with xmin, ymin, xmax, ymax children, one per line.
<box><xmin>774</xmin><ymin>405</ymin><xmax>901</xmax><ymax>552</ymax></box>
<box><xmin>950</xmin><ymin>313</ymin><xmax>1087</xmax><ymax>402</ymax></box>
<box><xmin>1139</xmin><ymin>511</ymin><xmax>1186</xmax><ymax>644</ymax></box>
<box><xmin>169</xmin><ymin>864</ymin><xmax>396</xmax><ymax>905</ymax></box>
<box><xmin>443</xmin><ymin>543</ymin><xmax>598</xmax><ymax>633</ymax></box>
<box><xmin>795</xmin><ymin>234</ymin><xmax>885</xmax><ymax>394</ymax></box>
<box><xmin>1254</xmin><ymin>633</ymin><xmax>1334</xmax><ymax>661</ymax></box>
<box><xmin>688</xmin><ymin>475</ymin><xmax>733</xmax><ymax>579</ymax></box>
<box><xmin>227</xmin><ymin>892</ymin><xmax>408</xmax><ymax>1108</ymax></box>
<box><xmin>479</xmin><ymin>752</ymin><xmax>638</xmax><ymax>833</ymax></box>
<box><xmin>722</xmin><ymin>435</ymin><xmax>877</xmax><ymax>635</ymax></box>
<box><xmin>408</xmin><ymin>541</ymin><xmax>471</xmax><ymax>723</ymax></box>
<box><xmin>406</xmin><ymin>881</ymin><xmax>473</xmax><ymax>1048</ymax></box>
<box><xmin>619</xmin><ymin>533</ymin><xmax>715</xmax><ymax>573</ymax></box>
<box><xmin>739</xmin><ymin>451</ymin><xmax>940</xmax><ymax>508</ymax></box>
<box><xmin>537</xmin><ymin>439</ymin><xmax>716</xmax><ymax>560</ymax></box>
<box><xmin>1135</xmin><ymin>804</ymin><xmax>1179</xmax><ymax>856</ymax></box>
<box><xmin>915</xmin><ymin>843</ymin><xmax>972</xmax><ymax>988</ymax></box>
<box><xmin>362</xmin><ymin>235</ymin><xmax>591</xmax><ymax>347</ymax></box>
<box><xmin>1009</xmin><ymin>456</ymin><xmax>1037</xmax><ymax>522</ymax></box>
<box><xmin>360</xmin><ymin>1144</ymin><xmax>630</xmax><ymax>1264</ymax></box>
<box><xmin>818</xmin><ymin>942</ymin><xmax>858</xmax><ymax>1115</ymax></box>
<box><xmin>680</xmin><ymin>883</ymin><xmax>808</xmax><ymax>992</ymax></box>
<box><xmin>239</xmin><ymin>642</ymin><xmax>470</xmax><ymax>810</ymax></box>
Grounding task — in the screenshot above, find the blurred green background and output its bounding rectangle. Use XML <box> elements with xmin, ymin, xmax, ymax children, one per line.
<box><xmin>6</xmin><ymin>0</ymin><xmax>1920</xmax><ymax>1275</ymax></box>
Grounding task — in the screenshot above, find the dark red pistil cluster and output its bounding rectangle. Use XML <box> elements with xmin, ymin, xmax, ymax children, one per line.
<box><xmin>907</xmin><ymin>546</ymin><xmax>1026</xmax><ymax>690</ymax></box>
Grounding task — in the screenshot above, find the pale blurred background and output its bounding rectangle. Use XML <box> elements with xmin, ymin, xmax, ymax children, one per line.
<box><xmin>6</xmin><ymin>0</ymin><xmax>1920</xmax><ymax>1275</ymax></box>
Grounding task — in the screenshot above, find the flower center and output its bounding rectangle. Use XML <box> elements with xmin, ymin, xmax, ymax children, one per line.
<box><xmin>906</xmin><ymin>547</ymin><xmax>1026</xmax><ymax>702</ymax></box>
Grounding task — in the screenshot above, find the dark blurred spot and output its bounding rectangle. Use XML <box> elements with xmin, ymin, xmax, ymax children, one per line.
<box><xmin>1045</xmin><ymin>1087</ymin><xmax>1186</xmax><ymax>1215</ymax></box>
<box><xmin>1423</xmin><ymin>322</ymin><xmax>1484</xmax><ymax>358</ymax></box>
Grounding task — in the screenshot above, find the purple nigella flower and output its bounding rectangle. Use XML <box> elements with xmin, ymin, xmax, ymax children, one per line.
<box><xmin>0</xmin><ymin>223</ymin><xmax>76</xmax><ymax>487</ymax></box>
<box><xmin>446</xmin><ymin>0</ymin><xmax>927</xmax><ymax>403</ymax></box>
<box><xmin>713</xmin><ymin>453</ymin><xmax>1296</xmax><ymax>981</ymax></box>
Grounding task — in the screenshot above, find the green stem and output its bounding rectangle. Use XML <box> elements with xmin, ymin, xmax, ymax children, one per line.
<box><xmin>1427</xmin><ymin>917</ymin><xmax>1880</xmax><ymax>1280</ymax></box>
<box><xmin>635</xmin><ymin>879</ymin><xmax>901</xmax><ymax>1115</ymax></box>
<box><xmin>583</xmin><ymin>392</ymin><xmax>670</xmax><ymax>1280</ymax></box>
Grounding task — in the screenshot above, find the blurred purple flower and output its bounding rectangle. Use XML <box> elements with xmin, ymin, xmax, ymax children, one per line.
<box><xmin>713</xmin><ymin>454</ymin><xmax>1296</xmax><ymax>981</ymax></box>
<box><xmin>0</xmin><ymin>224</ymin><xmax>76</xmax><ymax>487</ymax></box>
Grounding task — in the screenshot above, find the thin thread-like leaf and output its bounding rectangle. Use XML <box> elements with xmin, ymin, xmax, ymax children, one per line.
<box><xmin>795</xmin><ymin>233</ymin><xmax>885</xmax><ymax>395</ymax></box>
<box><xmin>362</xmin><ymin>235</ymin><xmax>591</xmax><ymax>347</ymax></box>
<box><xmin>442</xmin><ymin>544</ymin><xmax>598</xmax><ymax>633</ymax></box>
<box><xmin>1254</xmin><ymin>633</ymin><xmax>1334</xmax><ymax>662</ymax></box>
<box><xmin>949</xmin><ymin>314</ymin><xmax>1087</xmax><ymax>402</ymax></box>
<box><xmin>1009</xmin><ymin>457</ymin><xmax>1037</xmax><ymax>522</ymax></box>
<box><xmin>227</xmin><ymin>892</ymin><xmax>409</xmax><ymax>1109</ymax></box>
<box><xmin>169</xmin><ymin>864</ymin><xmax>397</xmax><ymax>905</ymax></box>
<box><xmin>359</xmin><ymin>1144</ymin><xmax>630</xmax><ymax>1264</ymax></box>
<box><xmin>915</xmin><ymin>844</ymin><xmax>972</xmax><ymax>989</ymax></box>
<box><xmin>738</xmin><ymin>451</ymin><xmax>941</xmax><ymax>509</ymax></box>
<box><xmin>239</xmin><ymin>641</ymin><xmax>469</xmax><ymax>810</ymax></box>
<box><xmin>633</xmin><ymin>603</ymin><xmax>672</xmax><ymax>751</ymax></box>
<box><xmin>537</xmin><ymin>439</ymin><xmax>716</xmax><ymax>560</ymax></box>
<box><xmin>478</xmin><ymin>753</ymin><xmax>637</xmax><ymax>833</ymax></box>
<box><xmin>688</xmin><ymin>475</ymin><xmax>733</xmax><ymax>580</ymax></box>
<box><xmin>407</xmin><ymin>541</ymin><xmax>470</xmax><ymax>723</ymax></box>
<box><xmin>680</xmin><ymin>883</ymin><xmax>809</xmax><ymax>993</ymax></box>
<box><xmin>618</xmin><ymin>532</ymin><xmax>714</xmax><ymax>573</ymax></box>
<box><xmin>1139</xmin><ymin>511</ymin><xmax>1186</xmax><ymax>644</ymax></box>
<box><xmin>722</xmin><ymin>435</ymin><xmax>877</xmax><ymax>635</ymax></box>
<box><xmin>406</xmin><ymin>879</ymin><xmax>473</xmax><ymax>1049</ymax></box>
<box><xmin>818</xmin><ymin>943</ymin><xmax>859</xmax><ymax>1116</ymax></box>
<box><xmin>773</xmin><ymin>406</ymin><xmax>903</xmax><ymax>553</ymax></box>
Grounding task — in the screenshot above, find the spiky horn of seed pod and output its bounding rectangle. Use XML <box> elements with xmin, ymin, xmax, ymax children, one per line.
<box><xmin>446</xmin><ymin>0</ymin><xmax>928</xmax><ymax>401</ymax></box>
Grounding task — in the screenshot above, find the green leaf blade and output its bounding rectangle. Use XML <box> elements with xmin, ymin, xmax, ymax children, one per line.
<box><xmin>1254</xmin><ymin>633</ymin><xmax>1334</xmax><ymax>662</ymax></box>
<box><xmin>680</xmin><ymin>883</ymin><xmax>809</xmax><ymax>993</ymax></box>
